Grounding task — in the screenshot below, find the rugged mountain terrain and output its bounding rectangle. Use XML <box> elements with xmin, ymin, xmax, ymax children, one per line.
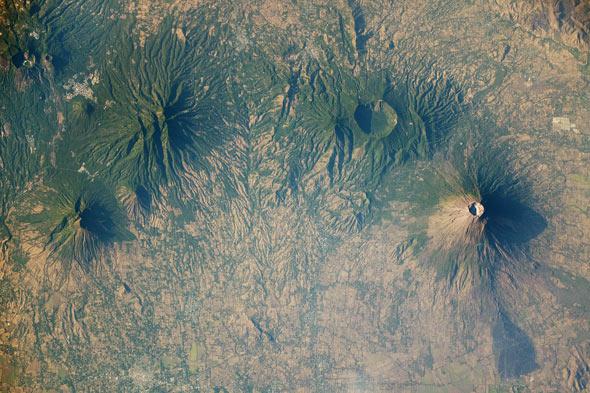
<box><xmin>1</xmin><ymin>0</ymin><xmax>589</xmax><ymax>391</ymax></box>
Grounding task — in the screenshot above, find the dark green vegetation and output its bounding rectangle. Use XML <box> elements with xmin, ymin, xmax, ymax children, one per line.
<box><xmin>0</xmin><ymin>0</ymin><xmax>124</xmax><ymax>218</ymax></box>
<box><xmin>0</xmin><ymin>218</ymin><xmax>10</xmax><ymax>245</ymax></box>
<box><xmin>17</xmin><ymin>176</ymin><xmax>132</xmax><ymax>270</ymax></box>
<box><xmin>0</xmin><ymin>278</ymin><xmax>15</xmax><ymax>313</ymax></box>
<box><xmin>275</xmin><ymin>68</ymin><xmax>392</xmax><ymax>187</ymax></box>
<box><xmin>0</xmin><ymin>0</ymin><xmax>586</xmax><ymax>391</ymax></box>
<box><xmin>0</xmin><ymin>65</ymin><xmax>53</xmax><ymax>216</ymax></box>
<box><xmin>277</xmin><ymin>64</ymin><xmax>465</xmax><ymax>190</ymax></box>
<box><xmin>353</xmin><ymin>99</ymin><xmax>397</xmax><ymax>137</ymax></box>
<box><xmin>0</xmin><ymin>1</ymin><xmax>45</xmax><ymax>70</ymax></box>
<box><xmin>74</xmin><ymin>17</ymin><xmax>233</xmax><ymax>201</ymax></box>
<box><xmin>266</xmin><ymin>60</ymin><xmax>467</xmax><ymax>240</ymax></box>
<box><xmin>382</xmin><ymin>67</ymin><xmax>465</xmax><ymax>166</ymax></box>
<box><xmin>1</xmin><ymin>0</ymin><xmax>117</xmax><ymax>76</ymax></box>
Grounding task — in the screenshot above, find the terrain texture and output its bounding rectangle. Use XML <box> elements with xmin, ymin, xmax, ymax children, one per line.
<box><xmin>1</xmin><ymin>0</ymin><xmax>589</xmax><ymax>392</ymax></box>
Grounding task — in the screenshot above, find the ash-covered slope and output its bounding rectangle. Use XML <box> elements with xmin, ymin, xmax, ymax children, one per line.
<box><xmin>423</xmin><ymin>150</ymin><xmax>547</xmax><ymax>292</ymax></box>
<box><xmin>371</xmin><ymin>116</ymin><xmax>567</xmax><ymax>381</ymax></box>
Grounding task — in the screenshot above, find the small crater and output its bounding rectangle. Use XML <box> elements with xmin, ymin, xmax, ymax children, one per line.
<box><xmin>468</xmin><ymin>201</ymin><xmax>484</xmax><ymax>217</ymax></box>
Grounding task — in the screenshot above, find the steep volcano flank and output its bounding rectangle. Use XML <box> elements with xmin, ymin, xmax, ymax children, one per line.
<box><xmin>276</xmin><ymin>63</ymin><xmax>402</xmax><ymax>193</ymax></box>
<box><xmin>383</xmin><ymin>69</ymin><xmax>464</xmax><ymax>165</ymax></box>
<box><xmin>478</xmin><ymin>174</ymin><xmax>547</xmax><ymax>256</ymax></box>
<box><xmin>117</xmin><ymin>185</ymin><xmax>152</xmax><ymax>225</ymax></box>
<box><xmin>83</xmin><ymin>18</ymin><xmax>228</xmax><ymax>199</ymax></box>
<box><xmin>45</xmin><ymin>191</ymin><xmax>130</xmax><ymax>269</ymax></box>
<box><xmin>19</xmin><ymin>179</ymin><xmax>133</xmax><ymax>270</ymax></box>
<box><xmin>420</xmin><ymin>154</ymin><xmax>546</xmax><ymax>380</ymax></box>
<box><xmin>426</xmin><ymin>155</ymin><xmax>547</xmax><ymax>292</ymax></box>
<box><xmin>275</xmin><ymin>65</ymin><xmax>352</xmax><ymax>191</ymax></box>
